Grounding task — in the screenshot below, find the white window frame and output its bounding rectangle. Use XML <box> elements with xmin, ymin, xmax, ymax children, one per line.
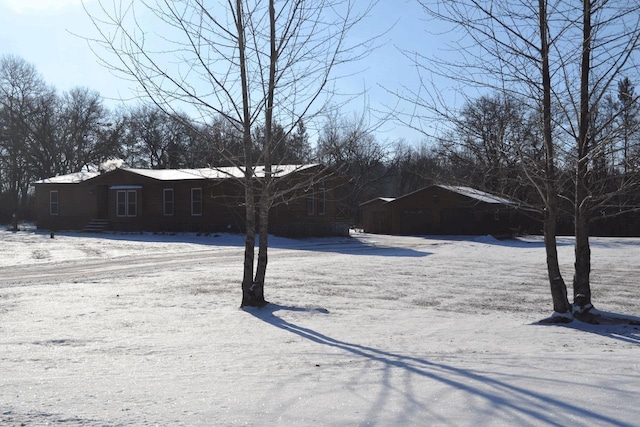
<box><xmin>317</xmin><ymin>181</ymin><xmax>326</xmax><ymax>216</ymax></box>
<box><xmin>306</xmin><ymin>188</ymin><xmax>315</xmax><ymax>215</ymax></box>
<box><xmin>117</xmin><ymin>191</ymin><xmax>126</xmax><ymax>217</ymax></box>
<box><xmin>163</xmin><ymin>188</ymin><xmax>174</xmax><ymax>216</ymax></box>
<box><xmin>117</xmin><ymin>190</ymin><xmax>137</xmax><ymax>217</ymax></box>
<box><xmin>128</xmin><ymin>191</ymin><xmax>137</xmax><ymax>217</ymax></box>
<box><xmin>191</xmin><ymin>188</ymin><xmax>203</xmax><ymax>216</ymax></box>
<box><xmin>49</xmin><ymin>190</ymin><xmax>59</xmax><ymax>215</ymax></box>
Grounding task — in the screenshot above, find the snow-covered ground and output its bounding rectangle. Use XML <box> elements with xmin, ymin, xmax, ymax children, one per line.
<box><xmin>1</xmin><ymin>225</ymin><xmax>639</xmax><ymax>426</ymax></box>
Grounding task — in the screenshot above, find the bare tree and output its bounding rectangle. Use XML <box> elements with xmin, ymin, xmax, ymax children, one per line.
<box><xmin>85</xmin><ymin>0</ymin><xmax>376</xmax><ymax>306</ymax></box>
<box><xmin>442</xmin><ymin>93</ymin><xmax>536</xmax><ymax>195</ymax></box>
<box><xmin>406</xmin><ymin>0</ymin><xmax>573</xmax><ymax>316</ymax></box>
<box><xmin>409</xmin><ymin>0</ymin><xmax>640</xmax><ymax>319</ymax></box>
<box><xmin>22</xmin><ymin>87</ymin><xmax>60</xmax><ymax>181</ymax></box>
<box><xmin>390</xmin><ymin>140</ymin><xmax>444</xmax><ymax>196</ymax></box>
<box><xmin>562</xmin><ymin>0</ymin><xmax>640</xmax><ymax>314</ymax></box>
<box><xmin>21</xmin><ymin>85</ymin><xmax>119</xmax><ymax>181</ymax></box>
<box><xmin>125</xmin><ymin>104</ymin><xmax>193</xmax><ymax>169</ymax></box>
<box><xmin>199</xmin><ymin>115</ymin><xmax>245</xmax><ymax>167</ymax></box>
<box><xmin>0</xmin><ymin>55</ymin><xmax>54</xmax><ymax>219</ymax></box>
<box><xmin>57</xmin><ymin>87</ymin><xmax>116</xmax><ymax>173</ymax></box>
<box><xmin>254</xmin><ymin>120</ymin><xmax>312</xmax><ymax>165</ymax></box>
<box><xmin>317</xmin><ymin>111</ymin><xmax>391</xmax><ymax>222</ymax></box>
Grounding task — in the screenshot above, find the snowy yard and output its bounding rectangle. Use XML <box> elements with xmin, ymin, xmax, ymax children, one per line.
<box><xmin>1</xmin><ymin>227</ymin><xmax>639</xmax><ymax>426</ymax></box>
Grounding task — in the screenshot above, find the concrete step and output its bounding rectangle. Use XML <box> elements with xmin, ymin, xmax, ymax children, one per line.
<box><xmin>83</xmin><ymin>219</ymin><xmax>110</xmax><ymax>233</ymax></box>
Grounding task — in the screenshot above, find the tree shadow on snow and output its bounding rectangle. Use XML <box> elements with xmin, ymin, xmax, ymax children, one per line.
<box><xmin>537</xmin><ymin>310</ymin><xmax>640</xmax><ymax>345</ymax></box>
<box><xmin>427</xmin><ymin>234</ymin><xmax>573</xmax><ymax>249</ymax></box>
<box><xmin>286</xmin><ymin>238</ymin><xmax>432</xmax><ymax>257</ymax></box>
<box><xmin>245</xmin><ymin>303</ymin><xmax>634</xmax><ymax>426</ymax></box>
<box><xmin>40</xmin><ymin>230</ymin><xmax>431</xmax><ymax>257</ymax></box>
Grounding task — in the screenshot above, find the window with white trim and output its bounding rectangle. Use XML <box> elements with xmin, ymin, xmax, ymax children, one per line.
<box><xmin>317</xmin><ymin>181</ymin><xmax>326</xmax><ymax>215</ymax></box>
<box><xmin>117</xmin><ymin>190</ymin><xmax>137</xmax><ymax>217</ymax></box>
<box><xmin>306</xmin><ymin>188</ymin><xmax>315</xmax><ymax>215</ymax></box>
<box><xmin>50</xmin><ymin>191</ymin><xmax>59</xmax><ymax>215</ymax></box>
<box><xmin>163</xmin><ymin>189</ymin><xmax>174</xmax><ymax>216</ymax></box>
<box><xmin>191</xmin><ymin>188</ymin><xmax>202</xmax><ymax>216</ymax></box>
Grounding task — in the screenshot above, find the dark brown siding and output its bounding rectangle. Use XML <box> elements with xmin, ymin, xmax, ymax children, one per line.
<box><xmin>269</xmin><ymin>177</ymin><xmax>349</xmax><ymax>236</ymax></box>
<box><xmin>360</xmin><ymin>199</ymin><xmax>392</xmax><ymax>233</ymax></box>
<box><xmin>34</xmin><ymin>183</ymin><xmax>97</xmax><ymax>230</ymax></box>
<box><xmin>361</xmin><ymin>186</ymin><xmax>515</xmax><ymax>236</ymax></box>
<box><xmin>34</xmin><ymin>166</ymin><xmax>349</xmax><ymax>236</ymax></box>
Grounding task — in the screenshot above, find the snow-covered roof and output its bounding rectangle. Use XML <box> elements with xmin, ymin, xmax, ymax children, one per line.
<box><xmin>359</xmin><ymin>197</ymin><xmax>396</xmax><ymax>207</ymax></box>
<box><xmin>127</xmin><ymin>164</ymin><xmax>318</xmax><ymax>181</ymax></box>
<box><xmin>34</xmin><ymin>171</ymin><xmax>101</xmax><ymax>184</ymax></box>
<box><xmin>359</xmin><ymin>185</ymin><xmax>517</xmax><ymax>208</ymax></box>
<box><xmin>437</xmin><ymin>185</ymin><xmax>517</xmax><ymax>205</ymax></box>
<box><xmin>34</xmin><ymin>164</ymin><xmax>319</xmax><ymax>184</ymax></box>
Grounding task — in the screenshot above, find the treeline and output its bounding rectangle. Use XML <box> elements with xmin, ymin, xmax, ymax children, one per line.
<box><xmin>0</xmin><ymin>55</ymin><xmax>314</xmax><ymax>220</ymax></box>
<box><xmin>318</xmin><ymin>82</ymin><xmax>640</xmax><ymax>233</ymax></box>
<box><xmin>425</xmin><ymin>83</ymin><xmax>640</xmax><ymax>235</ymax></box>
<box><xmin>0</xmin><ymin>54</ymin><xmax>426</xmax><ymax>223</ymax></box>
<box><xmin>2</xmin><ymin>54</ymin><xmax>640</xmax><ymax>233</ymax></box>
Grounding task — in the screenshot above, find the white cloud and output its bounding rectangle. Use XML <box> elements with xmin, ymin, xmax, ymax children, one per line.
<box><xmin>3</xmin><ymin>0</ymin><xmax>87</xmax><ymax>14</ymax></box>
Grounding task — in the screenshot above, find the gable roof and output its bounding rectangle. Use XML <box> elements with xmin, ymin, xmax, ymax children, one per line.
<box><xmin>359</xmin><ymin>197</ymin><xmax>396</xmax><ymax>207</ymax></box>
<box><xmin>34</xmin><ymin>164</ymin><xmax>320</xmax><ymax>184</ymax></box>
<box><xmin>127</xmin><ymin>164</ymin><xmax>319</xmax><ymax>180</ymax></box>
<box><xmin>359</xmin><ymin>185</ymin><xmax>516</xmax><ymax>207</ymax></box>
<box><xmin>34</xmin><ymin>170</ymin><xmax>101</xmax><ymax>184</ymax></box>
<box><xmin>436</xmin><ymin>185</ymin><xmax>516</xmax><ymax>205</ymax></box>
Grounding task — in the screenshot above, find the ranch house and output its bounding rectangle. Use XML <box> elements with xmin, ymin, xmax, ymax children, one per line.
<box><xmin>33</xmin><ymin>164</ymin><xmax>349</xmax><ymax>237</ymax></box>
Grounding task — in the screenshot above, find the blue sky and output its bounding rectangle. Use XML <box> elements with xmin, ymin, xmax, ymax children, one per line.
<box><xmin>0</xmin><ymin>0</ymin><xmax>445</xmax><ymax>144</ymax></box>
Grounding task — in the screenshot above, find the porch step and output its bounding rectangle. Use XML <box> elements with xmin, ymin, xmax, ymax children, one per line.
<box><xmin>83</xmin><ymin>219</ymin><xmax>110</xmax><ymax>233</ymax></box>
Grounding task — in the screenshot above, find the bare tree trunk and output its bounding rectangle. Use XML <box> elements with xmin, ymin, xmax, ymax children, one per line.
<box><xmin>85</xmin><ymin>0</ymin><xmax>376</xmax><ymax>307</ymax></box>
<box><xmin>253</xmin><ymin>190</ymin><xmax>270</xmax><ymax>299</ymax></box>
<box><xmin>242</xmin><ymin>174</ymin><xmax>259</xmax><ymax>307</ymax></box>
<box><xmin>544</xmin><ymin>200</ymin><xmax>570</xmax><ymax>314</ymax></box>
<box><xmin>236</xmin><ymin>0</ymin><xmax>259</xmax><ymax>308</ymax></box>
<box><xmin>539</xmin><ymin>0</ymin><xmax>570</xmax><ymax>315</ymax></box>
<box><xmin>573</xmin><ymin>0</ymin><xmax>593</xmax><ymax>312</ymax></box>
<box><xmin>573</xmin><ymin>201</ymin><xmax>592</xmax><ymax>310</ymax></box>
<box><xmin>251</xmin><ymin>0</ymin><xmax>277</xmax><ymax>302</ymax></box>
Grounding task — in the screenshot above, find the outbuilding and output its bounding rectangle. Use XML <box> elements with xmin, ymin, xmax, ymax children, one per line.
<box><xmin>360</xmin><ymin>185</ymin><xmax>518</xmax><ymax>236</ymax></box>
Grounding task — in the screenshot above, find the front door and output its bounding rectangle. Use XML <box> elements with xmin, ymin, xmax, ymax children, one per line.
<box><xmin>96</xmin><ymin>185</ymin><xmax>109</xmax><ymax>219</ymax></box>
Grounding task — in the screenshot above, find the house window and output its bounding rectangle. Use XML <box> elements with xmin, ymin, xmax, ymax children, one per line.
<box><xmin>317</xmin><ymin>181</ymin><xmax>326</xmax><ymax>215</ymax></box>
<box><xmin>191</xmin><ymin>188</ymin><xmax>202</xmax><ymax>216</ymax></box>
<box><xmin>163</xmin><ymin>189</ymin><xmax>174</xmax><ymax>216</ymax></box>
<box><xmin>117</xmin><ymin>191</ymin><xmax>126</xmax><ymax>216</ymax></box>
<box><xmin>306</xmin><ymin>188</ymin><xmax>315</xmax><ymax>215</ymax></box>
<box><xmin>117</xmin><ymin>190</ymin><xmax>137</xmax><ymax>217</ymax></box>
<box><xmin>50</xmin><ymin>191</ymin><xmax>59</xmax><ymax>215</ymax></box>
